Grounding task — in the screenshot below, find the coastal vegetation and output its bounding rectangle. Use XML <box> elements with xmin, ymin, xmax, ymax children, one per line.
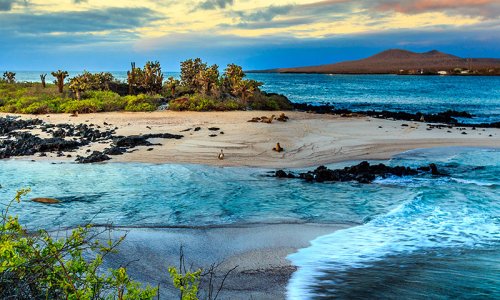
<box><xmin>0</xmin><ymin>190</ymin><xmax>231</xmax><ymax>299</ymax></box>
<box><xmin>0</xmin><ymin>59</ymin><xmax>292</xmax><ymax>114</ymax></box>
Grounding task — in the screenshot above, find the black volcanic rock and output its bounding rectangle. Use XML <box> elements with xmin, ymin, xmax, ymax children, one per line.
<box><xmin>76</xmin><ymin>151</ymin><xmax>111</xmax><ymax>164</ymax></box>
<box><xmin>275</xmin><ymin>161</ymin><xmax>439</xmax><ymax>184</ymax></box>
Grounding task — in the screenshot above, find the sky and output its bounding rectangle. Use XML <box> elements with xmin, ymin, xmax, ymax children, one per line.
<box><xmin>0</xmin><ymin>0</ymin><xmax>499</xmax><ymax>71</ymax></box>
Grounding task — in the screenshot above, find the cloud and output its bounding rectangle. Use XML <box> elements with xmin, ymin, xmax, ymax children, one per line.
<box><xmin>0</xmin><ymin>0</ymin><xmax>25</xmax><ymax>11</ymax></box>
<box><xmin>373</xmin><ymin>0</ymin><xmax>500</xmax><ymax>18</ymax></box>
<box><xmin>0</xmin><ymin>7</ymin><xmax>163</xmax><ymax>34</ymax></box>
<box><xmin>233</xmin><ymin>5</ymin><xmax>294</xmax><ymax>22</ymax></box>
<box><xmin>197</xmin><ymin>0</ymin><xmax>234</xmax><ymax>10</ymax></box>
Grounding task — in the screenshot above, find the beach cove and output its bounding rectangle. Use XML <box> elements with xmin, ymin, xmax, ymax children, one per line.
<box><xmin>0</xmin><ymin>110</ymin><xmax>499</xmax><ymax>299</ymax></box>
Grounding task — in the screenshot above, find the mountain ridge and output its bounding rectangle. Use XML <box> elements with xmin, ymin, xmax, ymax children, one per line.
<box><xmin>251</xmin><ymin>49</ymin><xmax>500</xmax><ymax>74</ymax></box>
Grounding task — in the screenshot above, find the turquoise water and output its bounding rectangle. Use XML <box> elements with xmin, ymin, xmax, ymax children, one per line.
<box><xmin>0</xmin><ymin>147</ymin><xmax>498</xmax><ymax>298</ymax></box>
<box><xmin>288</xmin><ymin>147</ymin><xmax>500</xmax><ymax>299</ymax></box>
<box><xmin>11</xmin><ymin>71</ymin><xmax>500</xmax><ymax>123</ymax></box>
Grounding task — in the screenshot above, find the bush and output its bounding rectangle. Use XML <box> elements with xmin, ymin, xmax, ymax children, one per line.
<box><xmin>61</xmin><ymin>99</ymin><xmax>101</xmax><ymax>113</ymax></box>
<box><xmin>0</xmin><ymin>189</ymin><xmax>158</xmax><ymax>299</ymax></box>
<box><xmin>249</xmin><ymin>93</ymin><xmax>293</xmax><ymax>111</ymax></box>
<box><xmin>85</xmin><ymin>90</ymin><xmax>126</xmax><ymax>112</ymax></box>
<box><xmin>124</xmin><ymin>94</ymin><xmax>161</xmax><ymax>112</ymax></box>
<box><xmin>169</xmin><ymin>94</ymin><xmax>217</xmax><ymax>111</ymax></box>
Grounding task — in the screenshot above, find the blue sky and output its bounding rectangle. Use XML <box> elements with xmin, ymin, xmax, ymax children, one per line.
<box><xmin>0</xmin><ymin>0</ymin><xmax>499</xmax><ymax>71</ymax></box>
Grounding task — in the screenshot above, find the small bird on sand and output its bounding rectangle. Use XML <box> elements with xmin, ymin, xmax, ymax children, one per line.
<box><xmin>273</xmin><ymin>143</ymin><xmax>284</xmax><ymax>152</ymax></box>
<box><xmin>218</xmin><ymin>149</ymin><xmax>224</xmax><ymax>160</ymax></box>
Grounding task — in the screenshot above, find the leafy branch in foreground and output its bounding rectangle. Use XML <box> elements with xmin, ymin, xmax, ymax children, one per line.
<box><xmin>168</xmin><ymin>246</ymin><xmax>238</xmax><ymax>300</ymax></box>
<box><xmin>0</xmin><ymin>189</ymin><xmax>157</xmax><ymax>299</ymax></box>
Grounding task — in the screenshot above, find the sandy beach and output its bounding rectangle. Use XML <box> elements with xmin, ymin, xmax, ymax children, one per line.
<box><xmin>96</xmin><ymin>223</ymin><xmax>348</xmax><ymax>300</ymax></box>
<box><xmin>3</xmin><ymin>111</ymin><xmax>498</xmax><ymax>168</ymax></box>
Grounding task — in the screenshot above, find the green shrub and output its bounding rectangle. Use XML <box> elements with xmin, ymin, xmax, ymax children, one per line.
<box><xmin>21</xmin><ymin>102</ymin><xmax>50</xmax><ymax>114</ymax></box>
<box><xmin>124</xmin><ymin>94</ymin><xmax>161</xmax><ymax>112</ymax></box>
<box><xmin>61</xmin><ymin>99</ymin><xmax>101</xmax><ymax>113</ymax></box>
<box><xmin>85</xmin><ymin>90</ymin><xmax>127</xmax><ymax>112</ymax></box>
<box><xmin>249</xmin><ymin>93</ymin><xmax>293</xmax><ymax>110</ymax></box>
<box><xmin>0</xmin><ymin>189</ymin><xmax>158</xmax><ymax>299</ymax></box>
<box><xmin>169</xmin><ymin>94</ymin><xmax>219</xmax><ymax>111</ymax></box>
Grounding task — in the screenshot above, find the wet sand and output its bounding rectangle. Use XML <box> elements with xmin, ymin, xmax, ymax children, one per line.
<box><xmin>98</xmin><ymin>223</ymin><xmax>349</xmax><ymax>300</ymax></box>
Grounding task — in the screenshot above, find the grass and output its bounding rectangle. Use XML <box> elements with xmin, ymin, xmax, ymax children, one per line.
<box><xmin>0</xmin><ymin>82</ymin><xmax>293</xmax><ymax>114</ymax></box>
<box><xmin>0</xmin><ymin>82</ymin><xmax>162</xmax><ymax>114</ymax></box>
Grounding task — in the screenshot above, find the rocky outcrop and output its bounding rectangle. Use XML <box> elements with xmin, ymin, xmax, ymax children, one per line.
<box><xmin>292</xmin><ymin>104</ymin><xmax>498</xmax><ymax>128</ymax></box>
<box><xmin>76</xmin><ymin>151</ymin><xmax>111</xmax><ymax>164</ymax></box>
<box><xmin>0</xmin><ymin>117</ymin><xmax>184</xmax><ymax>163</ymax></box>
<box><xmin>275</xmin><ymin>161</ymin><xmax>441</xmax><ymax>184</ymax></box>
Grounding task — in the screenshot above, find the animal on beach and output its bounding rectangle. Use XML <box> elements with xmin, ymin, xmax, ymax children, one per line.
<box><xmin>218</xmin><ymin>149</ymin><xmax>224</xmax><ymax>160</ymax></box>
<box><xmin>273</xmin><ymin>143</ymin><xmax>284</xmax><ymax>152</ymax></box>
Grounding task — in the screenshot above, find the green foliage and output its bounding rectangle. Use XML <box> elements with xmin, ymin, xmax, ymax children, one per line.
<box><xmin>250</xmin><ymin>93</ymin><xmax>293</xmax><ymax>111</ymax></box>
<box><xmin>127</xmin><ymin>61</ymin><xmax>164</xmax><ymax>95</ymax></box>
<box><xmin>51</xmin><ymin>70</ymin><xmax>69</xmax><ymax>93</ymax></box>
<box><xmin>0</xmin><ymin>84</ymin><xmax>164</xmax><ymax>114</ymax></box>
<box><xmin>169</xmin><ymin>94</ymin><xmax>218</xmax><ymax>112</ymax></box>
<box><xmin>0</xmin><ymin>190</ymin><xmax>158</xmax><ymax>299</ymax></box>
<box><xmin>124</xmin><ymin>94</ymin><xmax>161</xmax><ymax>112</ymax></box>
<box><xmin>168</xmin><ymin>267</ymin><xmax>201</xmax><ymax>300</ymax></box>
<box><xmin>69</xmin><ymin>71</ymin><xmax>115</xmax><ymax>100</ymax></box>
<box><xmin>180</xmin><ymin>58</ymin><xmax>207</xmax><ymax>91</ymax></box>
<box><xmin>165</xmin><ymin>76</ymin><xmax>180</xmax><ymax>97</ymax></box>
<box><xmin>0</xmin><ymin>58</ymin><xmax>292</xmax><ymax>113</ymax></box>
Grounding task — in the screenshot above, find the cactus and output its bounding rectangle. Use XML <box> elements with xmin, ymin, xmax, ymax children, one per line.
<box><xmin>40</xmin><ymin>74</ymin><xmax>47</xmax><ymax>88</ymax></box>
<box><xmin>51</xmin><ymin>70</ymin><xmax>69</xmax><ymax>93</ymax></box>
<box><xmin>2</xmin><ymin>71</ymin><xmax>16</xmax><ymax>83</ymax></box>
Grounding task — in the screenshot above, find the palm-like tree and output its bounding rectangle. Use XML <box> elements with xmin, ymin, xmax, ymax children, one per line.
<box><xmin>2</xmin><ymin>72</ymin><xmax>16</xmax><ymax>84</ymax></box>
<box><xmin>51</xmin><ymin>70</ymin><xmax>69</xmax><ymax>93</ymax></box>
<box><xmin>165</xmin><ymin>76</ymin><xmax>180</xmax><ymax>97</ymax></box>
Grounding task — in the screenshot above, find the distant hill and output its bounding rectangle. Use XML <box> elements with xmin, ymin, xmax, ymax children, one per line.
<box><xmin>253</xmin><ymin>49</ymin><xmax>500</xmax><ymax>74</ymax></box>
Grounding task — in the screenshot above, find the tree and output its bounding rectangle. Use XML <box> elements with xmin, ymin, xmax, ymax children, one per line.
<box><xmin>127</xmin><ymin>61</ymin><xmax>163</xmax><ymax>95</ymax></box>
<box><xmin>69</xmin><ymin>76</ymin><xmax>90</xmax><ymax>100</ymax></box>
<box><xmin>166</xmin><ymin>76</ymin><xmax>180</xmax><ymax>97</ymax></box>
<box><xmin>223</xmin><ymin>64</ymin><xmax>244</xmax><ymax>90</ymax></box>
<box><xmin>51</xmin><ymin>70</ymin><xmax>69</xmax><ymax>93</ymax></box>
<box><xmin>180</xmin><ymin>58</ymin><xmax>207</xmax><ymax>91</ymax></box>
<box><xmin>127</xmin><ymin>62</ymin><xmax>139</xmax><ymax>94</ymax></box>
<box><xmin>143</xmin><ymin>61</ymin><xmax>164</xmax><ymax>94</ymax></box>
<box><xmin>232</xmin><ymin>79</ymin><xmax>262</xmax><ymax>102</ymax></box>
<box><xmin>196</xmin><ymin>64</ymin><xmax>220</xmax><ymax>96</ymax></box>
<box><xmin>40</xmin><ymin>74</ymin><xmax>47</xmax><ymax>88</ymax></box>
<box><xmin>2</xmin><ymin>72</ymin><xmax>16</xmax><ymax>84</ymax></box>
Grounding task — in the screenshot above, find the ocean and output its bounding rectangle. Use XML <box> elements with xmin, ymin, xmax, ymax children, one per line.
<box><xmin>0</xmin><ymin>147</ymin><xmax>498</xmax><ymax>299</ymax></box>
<box><xmin>10</xmin><ymin>71</ymin><xmax>500</xmax><ymax>123</ymax></box>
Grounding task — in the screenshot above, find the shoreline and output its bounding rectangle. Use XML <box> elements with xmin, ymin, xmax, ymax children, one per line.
<box><xmin>1</xmin><ymin>111</ymin><xmax>498</xmax><ymax>168</ymax></box>
<box><xmin>98</xmin><ymin>223</ymin><xmax>349</xmax><ymax>300</ymax></box>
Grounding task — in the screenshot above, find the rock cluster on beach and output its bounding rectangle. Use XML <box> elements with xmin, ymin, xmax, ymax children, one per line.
<box><xmin>275</xmin><ymin>161</ymin><xmax>441</xmax><ymax>184</ymax></box>
<box><xmin>0</xmin><ymin>116</ymin><xmax>183</xmax><ymax>163</ymax></box>
<box><xmin>292</xmin><ymin>104</ymin><xmax>500</xmax><ymax>128</ymax></box>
